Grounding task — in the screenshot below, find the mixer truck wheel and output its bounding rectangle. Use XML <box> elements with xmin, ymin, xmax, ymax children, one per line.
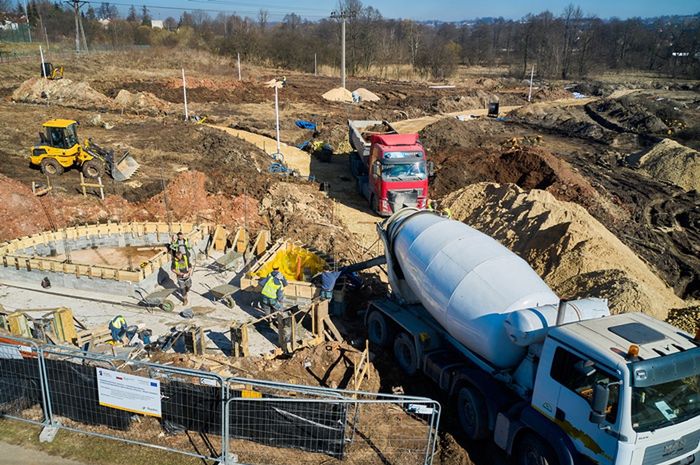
<box><xmin>456</xmin><ymin>385</ymin><xmax>488</xmax><ymax>440</ymax></box>
<box><xmin>393</xmin><ymin>332</ymin><xmax>418</xmax><ymax>375</ymax></box>
<box><xmin>367</xmin><ymin>311</ymin><xmax>393</xmax><ymax>347</ymax></box>
<box><xmin>514</xmin><ymin>433</ymin><xmax>558</xmax><ymax>465</ymax></box>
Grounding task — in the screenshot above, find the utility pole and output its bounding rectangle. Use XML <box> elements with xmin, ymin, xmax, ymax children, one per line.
<box><xmin>274</xmin><ymin>81</ymin><xmax>281</xmax><ymax>155</ymax></box>
<box><xmin>314</xmin><ymin>53</ymin><xmax>317</xmax><ymax>76</ymax></box>
<box><xmin>65</xmin><ymin>0</ymin><xmax>88</xmax><ymax>53</ymax></box>
<box><xmin>330</xmin><ymin>10</ymin><xmax>347</xmax><ymax>89</ymax></box>
<box><xmin>237</xmin><ymin>52</ymin><xmax>241</xmax><ymax>81</ymax></box>
<box><xmin>182</xmin><ymin>68</ymin><xmax>189</xmax><ymax>121</ymax></box>
<box><xmin>23</xmin><ymin>1</ymin><xmax>32</xmax><ymax>42</ymax></box>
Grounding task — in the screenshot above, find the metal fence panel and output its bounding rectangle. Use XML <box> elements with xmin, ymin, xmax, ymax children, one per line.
<box><xmin>225</xmin><ymin>378</ymin><xmax>440</xmax><ymax>465</ymax></box>
<box><xmin>0</xmin><ymin>336</ymin><xmax>47</xmax><ymax>425</ymax></box>
<box><xmin>40</xmin><ymin>345</ymin><xmax>226</xmax><ymax>462</ymax></box>
<box><xmin>0</xmin><ymin>340</ymin><xmax>441</xmax><ymax>464</ymax></box>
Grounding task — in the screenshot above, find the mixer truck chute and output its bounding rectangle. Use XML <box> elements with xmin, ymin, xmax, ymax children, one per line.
<box><xmin>366</xmin><ymin>208</ymin><xmax>700</xmax><ymax>465</ymax></box>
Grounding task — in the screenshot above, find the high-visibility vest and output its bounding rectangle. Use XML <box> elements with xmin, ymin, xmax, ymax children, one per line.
<box><xmin>171</xmin><ymin>238</ymin><xmax>190</xmax><ymax>252</ymax></box>
<box><xmin>173</xmin><ymin>255</ymin><xmax>190</xmax><ymax>273</ymax></box>
<box><xmin>110</xmin><ymin>315</ymin><xmax>126</xmax><ymax>329</ymax></box>
<box><xmin>261</xmin><ymin>276</ymin><xmax>283</xmax><ymax>299</ymax></box>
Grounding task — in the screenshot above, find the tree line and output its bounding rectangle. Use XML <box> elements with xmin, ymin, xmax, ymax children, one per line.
<box><xmin>3</xmin><ymin>0</ymin><xmax>699</xmax><ymax>79</ymax></box>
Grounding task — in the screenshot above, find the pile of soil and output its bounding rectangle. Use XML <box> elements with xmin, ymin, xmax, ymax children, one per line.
<box><xmin>261</xmin><ymin>182</ymin><xmax>358</xmax><ymax>260</ymax></box>
<box><xmin>587</xmin><ymin>94</ymin><xmax>686</xmax><ymax>135</ymax></box>
<box><xmin>322</xmin><ymin>87</ymin><xmax>353</xmax><ymax>103</ymax></box>
<box><xmin>423</xmin><ymin>120</ymin><xmax>601</xmax><ymax>208</ymax></box>
<box><xmin>113</xmin><ymin>89</ymin><xmax>174</xmax><ymax>116</ymax></box>
<box><xmin>627</xmin><ymin>139</ymin><xmax>700</xmax><ymax>192</ymax></box>
<box><xmin>665</xmin><ymin>306</ymin><xmax>699</xmax><ymax>334</ymax></box>
<box><xmin>139</xmin><ymin>171</ymin><xmax>264</xmax><ymax>229</ymax></box>
<box><xmin>508</xmin><ymin>104</ymin><xmax>613</xmax><ymax>143</ymax></box>
<box><xmin>164</xmin><ymin>77</ymin><xmax>242</xmax><ymax>91</ymax></box>
<box><xmin>443</xmin><ymin>182</ymin><xmax>689</xmax><ymax>318</ymax></box>
<box><xmin>434</xmin><ymin>95</ymin><xmax>484</xmax><ymax>113</ymax></box>
<box><xmin>353</xmin><ymin>88</ymin><xmax>380</xmax><ymax>102</ymax></box>
<box><xmin>12</xmin><ymin>77</ymin><xmax>113</xmax><ymax>110</ymax></box>
<box><xmin>0</xmin><ymin>171</ymin><xmax>264</xmax><ymax>242</ymax></box>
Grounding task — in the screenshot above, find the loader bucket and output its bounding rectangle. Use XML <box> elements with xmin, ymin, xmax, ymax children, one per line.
<box><xmin>111</xmin><ymin>151</ymin><xmax>140</xmax><ymax>181</ymax></box>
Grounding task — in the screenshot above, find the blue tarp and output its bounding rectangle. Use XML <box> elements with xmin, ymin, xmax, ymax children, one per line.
<box><xmin>295</xmin><ymin>120</ymin><xmax>317</xmax><ymax>130</ymax></box>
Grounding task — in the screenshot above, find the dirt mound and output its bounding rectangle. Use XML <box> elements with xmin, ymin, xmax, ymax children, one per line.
<box><xmin>628</xmin><ymin>139</ymin><xmax>700</xmax><ymax>192</ymax></box>
<box><xmin>443</xmin><ymin>182</ymin><xmax>688</xmax><ymax>318</ymax></box>
<box><xmin>12</xmin><ymin>77</ymin><xmax>113</xmax><ymax>110</ymax></box>
<box><xmin>113</xmin><ymin>89</ymin><xmax>174</xmax><ymax>115</ymax></box>
<box><xmin>665</xmin><ymin>306</ymin><xmax>699</xmax><ymax>333</ymax></box>
<box><xmin>164</xmin><ymin>77</ymin><xmax>242</xmax><ymax>91</ymax></box>
<box><xmin>0</xmin><ymin>171</ymin><xmax>264</xmax><ymax>242</ymax></box>
<box><xmin>261</xmin><ymin>182</ymin><xmax>357</xmax><ymax>260</ymax></box>
<box><xmin>421</xmin><ymin>119</ymin><xmax>602</xmax><ymax>204</ymax></box>
<box><xmin>587</xmin><ymin>94</ymin><xmax>686</xmax><ymax>135</ymax></box>
<box><xmin>322</xmin><ymin>87</ymin><xmax>353</xmax><ymax>103</ymax></box>
<box><xmin>352</xmin><ymin>87</ymin><xmax>380</xmax><ymax>102</ymax></box>
<box><xmin>509</xmin><ymin>103</ymin><xmax>613</xmax><ymax>143</ymax></box>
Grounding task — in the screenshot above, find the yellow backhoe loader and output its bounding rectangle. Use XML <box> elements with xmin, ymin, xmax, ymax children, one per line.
<box><xmin>29</xmin><ymin>119</ymin><xmax>139</xmax><ymax>181</ymax></box>
<box><xmin>41</xmin><ymin>62</ymin><xmax>64</xmax><ymax>80</ymax></box>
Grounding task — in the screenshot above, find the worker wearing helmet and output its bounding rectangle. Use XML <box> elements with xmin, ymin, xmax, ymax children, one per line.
<box><xmin>259</xmin><ymin>266</ymin><xmax>288</xmax><ymax>314</ymax></box>
<box><xmin>172</xmin><ymin>250</ymin><xmax>193</xmax><ymax>305</ymax></box>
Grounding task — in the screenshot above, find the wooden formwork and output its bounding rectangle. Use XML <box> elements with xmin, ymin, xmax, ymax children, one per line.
<box><xmin>0</xmin><ymin>222</ymin><xmax>208</xmax><ymax>283</ymax></box>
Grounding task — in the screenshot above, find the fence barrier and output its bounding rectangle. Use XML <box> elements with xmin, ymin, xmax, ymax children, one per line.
<box><xmin>0</xmin><ymin>336</ymin><xmax>440</xmax><ymax>465</ymax></box>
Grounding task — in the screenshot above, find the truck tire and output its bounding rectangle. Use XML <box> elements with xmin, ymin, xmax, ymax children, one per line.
<box><xmin>456</xmin><ymin>385</ymin><xmax>489</xmax><ymax>440</ymax></box>
<box><xmin>82</xmin><ymin>159</ymin><xmax>105</xmax><ymax>179</ymax></box>
<box><xmin>40</xmin><ymin>158</ymin><xmax>63</xmax><ymax>176</ymax></box>
<box><xmin>367</xmin><ymin>311</ymin><xmax>393</xmax><ymax>347</ymax></box>
<box><xmin>393</xmin><ymin>332</ymin><xmax>419</xmax><ymax>375</ymax></box>
<box><xmin>514</xmin><ymin>433</ymin><xmax>559</xmax><ymax>465</ymax></box>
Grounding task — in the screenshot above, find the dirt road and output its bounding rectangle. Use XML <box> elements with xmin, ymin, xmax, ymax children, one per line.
<box><xmin>392</xmin><ymin>97</ymin><xmax>598</xmax><ymax>133</ymax></box>
<box><xmin>208</xmin><ymin>125</ymin><xmax>380</xmax><ymax>253</ymax></box>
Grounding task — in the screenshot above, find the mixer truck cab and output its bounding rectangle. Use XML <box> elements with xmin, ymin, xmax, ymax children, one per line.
<box><xmin>525</xmin><ymin>313</ymin><xmax>700</xmax><ymax>465</ymax></box>
<box><xmin>366</xmin><ymin>208</ymin><xmax>700</xmax><ymax>465</ymax></box>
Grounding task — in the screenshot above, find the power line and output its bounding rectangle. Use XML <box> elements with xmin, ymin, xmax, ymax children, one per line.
<box><xmin>188</xmin><ymin>0</ymin><xmax>327</xmax><ymax>14</ymax></box>
<box><xmin>82</xmin><ymin>0</ymin><xmax>328</xmax><ymax>18</ymax></box>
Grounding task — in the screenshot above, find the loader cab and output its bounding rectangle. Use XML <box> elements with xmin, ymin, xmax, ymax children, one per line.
<box><xmin>41</xmin><ymin>120</ymin><xmax>79</xmax><ymax>150</ymax></box>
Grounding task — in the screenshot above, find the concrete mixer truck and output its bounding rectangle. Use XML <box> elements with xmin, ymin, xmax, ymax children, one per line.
<box><xmin>365</xmin><ymin>208</ymin><xmax>700</xmax><ymax>465</ymax></box>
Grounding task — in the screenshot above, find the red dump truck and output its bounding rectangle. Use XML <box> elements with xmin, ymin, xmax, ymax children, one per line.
<box><xmin>348</xmin><ymin>120</ymin><xmax>431</xmax><ymax>216</ymax></box>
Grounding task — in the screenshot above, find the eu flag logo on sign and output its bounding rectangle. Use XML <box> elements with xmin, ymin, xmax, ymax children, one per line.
<box><xmin>150</xmin><ymin>382</ymin><xmax>158</xmax><ymax>387</ymax></box>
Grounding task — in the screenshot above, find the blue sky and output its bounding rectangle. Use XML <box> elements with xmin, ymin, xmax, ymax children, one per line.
<box><xmin>133</xmin><ymin>0</ymin><xmax>699</xmax><ymax>21</ymax></box>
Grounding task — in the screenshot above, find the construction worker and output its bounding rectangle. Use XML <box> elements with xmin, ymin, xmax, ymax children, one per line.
<box><xmin>170</xmin><ymin>231</ymin><xmax>191</xmax><ymax>258</ymax></box>
<box><xmin>259</xmin><ymin>266</ymin><xmax>288</xmax><ymax>314</ymax></box>
<box><xmin>427</xmin><ymin>200</ymin><xmax>452</xmax><ymax>219</ymax></box>
<box><xmin>316</xmin><ymin>267</ymin><xmax>344</xmax><ymax>301</ymax></box>
<box><xmin>172</xmin><ymin>250</ymin><xmax>193</xmax><ymax>305</ymax></box>
<box><xmin>108</xmin><ymin>315</ymin><xmax>128</xmax><ymax>344</ymax></box>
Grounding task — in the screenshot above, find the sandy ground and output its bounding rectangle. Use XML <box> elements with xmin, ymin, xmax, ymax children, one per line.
<box><xmin>0</xmin><ymin>442</ymin><xmax>86</xmax><ymax>465</ymax></box>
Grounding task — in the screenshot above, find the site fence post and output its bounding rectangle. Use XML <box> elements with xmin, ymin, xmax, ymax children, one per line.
<box><xmin>39</xmin><ymin>45</ymin><xmax>46</xmax><ymax>78</ymax></box>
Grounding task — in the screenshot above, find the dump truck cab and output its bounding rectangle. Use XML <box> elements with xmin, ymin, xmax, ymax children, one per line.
<box><xmin>519</xmin><ymin>313</ymin><xmax>700</xmax><ymax>465</ymax></box>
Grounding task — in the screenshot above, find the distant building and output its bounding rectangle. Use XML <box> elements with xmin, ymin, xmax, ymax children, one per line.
<box><xmin>151</xmin><ymin>20</ymin><xmax>164</xmax><ymax>29</ymax></box>
<box><xmin>0</xmin><ymin>20</ymin><xmax>19</xmax><ymax>31</ymax></box>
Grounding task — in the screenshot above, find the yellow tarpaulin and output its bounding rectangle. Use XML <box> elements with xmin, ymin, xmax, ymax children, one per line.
<box><xmin>254</xmin><ymin>244</ymin><xmax>326</xmax><ymax>282</ymax></box>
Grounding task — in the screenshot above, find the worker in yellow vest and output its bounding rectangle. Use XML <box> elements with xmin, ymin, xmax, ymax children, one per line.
<box><xmin>108</xmin><ymin>315</ymin><xmax>128</xmax><ymax>343</ymax></box>
<box><xmin>259</xmin><ymin>266</ymin><xmax>288</xmax><ymax>314</ymax></box>
<box><xmin>172</xmin><ymin>250</ymin><xmax>193</xmax><ymax>305</ymax></box>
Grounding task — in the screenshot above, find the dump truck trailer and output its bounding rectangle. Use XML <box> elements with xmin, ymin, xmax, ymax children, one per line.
<box><xmin>366</xmin><ymin>208</ymin><xmax>700</xmax><ymax>465</ymax></box>
<box><xmin>348</xmin><ymin>120</ymin><xmax>431</xmax><ymax>216</ymax></box>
